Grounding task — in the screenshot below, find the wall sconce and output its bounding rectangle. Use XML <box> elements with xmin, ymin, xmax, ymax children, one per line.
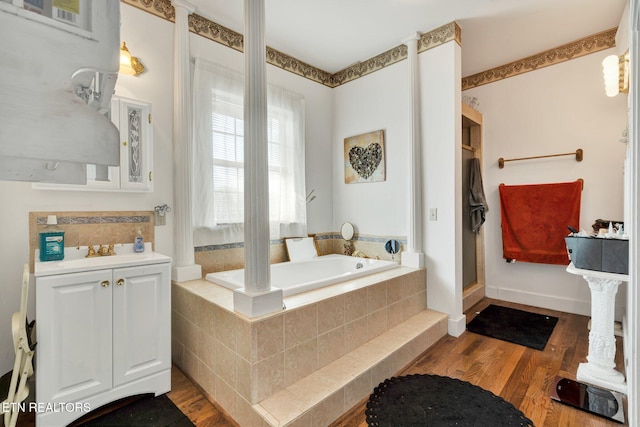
<box><xmin>119</xmin><ymin>42</ymin><xmax>145</xmax><ymax>76</ymax></box>
<box><xmin>602</xmin><ymin>52</ymin><xmax>629</xmax><ymax>97</ymax></box>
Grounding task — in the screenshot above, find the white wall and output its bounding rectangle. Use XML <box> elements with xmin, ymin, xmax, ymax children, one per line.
<box><xmin>421</xmin><ymin>42</ymin><xmax>465</xmax><ymax>334</ymax></box>
<box><xmin>0</xmin><ymin>3</ymin><xmax>333</xmax><ymax>375</ymax></box>
<box><xmin>332</xmin><ymin>62</ymin><xmax>409</xmax><ymax>236</ymax></box>
<box><xmin>332</xmin><ymin>41</ymin><xmax>464</xmax><ymax>334</ymax></box>
<box><xmin>463</xmin><ymin>49</ymin><xmax>629</xmax><ymax>318</ymax></box>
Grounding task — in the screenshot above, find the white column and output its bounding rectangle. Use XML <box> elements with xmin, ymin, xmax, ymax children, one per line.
<box><xmin>402</xmin><ymin>33</ymin><xmax>425</xmax><ymax>268</ymax></box>
<box><xmin>171</xmin><ymin>0</ymin><xmax>201</xmax><ymax>282</ymax></box>
<box><xmin>577</xmin><ymin>275</ymin><xmax>627</xmax><ymax>393</ymax></box>
<box><xmin>232</xmin><ymin>0</ymin><xmax>283</xmax><ymax>317</ymax></box>
<box><xmin>565</xmin><ymin>261</ymin><xmax>630</xmax><ymax>394</ymax></box>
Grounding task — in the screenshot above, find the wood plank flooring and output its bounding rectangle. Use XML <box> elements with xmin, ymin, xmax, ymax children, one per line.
<box><xmin>15</xmin><ymin>298</ymin><xmax>627</xmax><ymax>426</ymax></box>
<box><xmin>333</xmin><ymin>298</ymin><xmax>627</xmax><ymax>427</ymax></box>
<box><xmin>167</xmin><ymin>364</ymin><xmax>239</xmax><ymax>427</ymax></box>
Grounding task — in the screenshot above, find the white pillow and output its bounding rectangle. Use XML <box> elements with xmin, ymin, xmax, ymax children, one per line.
<box><xmin>285</xmin><ymin>237</ymin><xmax>318</xmax><ymax>261</ymax></box>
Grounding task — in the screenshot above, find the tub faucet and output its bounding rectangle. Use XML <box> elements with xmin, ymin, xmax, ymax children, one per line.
<box><xmin>352</xmin><ymin>250</ymin><xmax>369</xmax><ymax>258</ymax></box>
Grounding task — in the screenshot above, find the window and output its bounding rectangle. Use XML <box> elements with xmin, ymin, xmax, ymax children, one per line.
<box><xmin>193</xmin><ymin>59</ymin><xmax>307</xmax><ymax>246</ymax></box>
<box><xmin>211</xmin><ymin>108</ymin><xmax>245</xmax><ymax>224</ymax></box>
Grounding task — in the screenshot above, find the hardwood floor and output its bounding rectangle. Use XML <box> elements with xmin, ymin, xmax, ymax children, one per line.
<box><xmin>167</xmin><ymin>365</ymin><xmax>239</xmax><ymax>427</ymax></box>
<box><xmin>15</xmin><ymin>298</ymin><xmax>626</xmax><ymax>426</ymax></box>
<box><xmin>333</xmin><ymin>298</ymin><xmax>627</xmax><ymax>427</ymax></box>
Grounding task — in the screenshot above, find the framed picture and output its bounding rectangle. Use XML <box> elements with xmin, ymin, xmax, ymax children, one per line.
<box><xmin>344</xmin><ymin>129</ymin><xmax>385</xmax><ymax>183</ymax></box>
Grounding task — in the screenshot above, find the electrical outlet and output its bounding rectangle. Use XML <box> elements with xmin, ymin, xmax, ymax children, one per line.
<box><xmin>429</xmin><ymin>208</ymin><xmax>437</xmax><ymax>221</ymax></box>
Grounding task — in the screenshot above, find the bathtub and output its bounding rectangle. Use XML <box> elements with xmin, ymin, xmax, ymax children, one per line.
<box><xmin>205</xmin><ymin>254</ymin><xmax>399</xmax><ymax>297</ymax></box>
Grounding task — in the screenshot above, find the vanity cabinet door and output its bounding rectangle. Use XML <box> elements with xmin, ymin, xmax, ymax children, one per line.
<box><xmin>112</xmin><ymin>263</ymin><xmax>171</xmax><ymax>387</ymax></box>
<box><xmin>117</xmin><ymin>98</ymin><xmax>153</xmax><ymax>192</ymax></box>
<box><xmin>36</xmin><ymin>269</ymin><xmax>113</xmax><ymax>404</ymax></box>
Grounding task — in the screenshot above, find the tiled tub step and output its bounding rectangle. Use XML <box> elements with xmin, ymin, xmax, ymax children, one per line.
<box><xmin>253</xmin><ymin>309</ymin><xmax>448</xmax><ymax>427</ymax></box>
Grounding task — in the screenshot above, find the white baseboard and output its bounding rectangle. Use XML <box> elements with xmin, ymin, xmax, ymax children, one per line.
<box><xmin>486</xmin><ymin>286</ymin><xmax>627</xmax><ymax>322</ymax></box>
<box><xmin>486</xmin><ymin>286</ymin><xmax>590</xmax><ymax>316</ymax></box>
<box><xmin>448</xmin><ymin>314</ymin><xmax>466</xmax><ymax>337</ymax></box>
<box><xmin>485</xmin><ymin>286</ymin><xmax>626</xmax><ymax>322</ymax></box>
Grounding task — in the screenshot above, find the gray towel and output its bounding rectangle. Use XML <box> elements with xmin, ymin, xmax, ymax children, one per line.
<box><xmin>469</xmin><ymin>158</ymin><xmax>488</xmax><ymax>233</ymax></box>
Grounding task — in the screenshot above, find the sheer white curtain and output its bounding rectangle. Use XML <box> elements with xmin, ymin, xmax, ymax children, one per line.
<box><xmin>192</xmin><ymin>58</ymin><xmax>307</xmax><ymax>246</ymax></box>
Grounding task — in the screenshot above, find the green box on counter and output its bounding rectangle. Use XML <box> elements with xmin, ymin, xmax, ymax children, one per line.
<box><xmin>39</xmin><ymin>231</ymin><xmax>65</xmax><ymax>261</ymax></box>
<box><xmin>564</xmin><ymin>236</ymin><xmax>629</xmax><ymax>275</ymax></box>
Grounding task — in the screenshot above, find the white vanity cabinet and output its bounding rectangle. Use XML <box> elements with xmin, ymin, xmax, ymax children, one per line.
<box><xmin>35</xmin><ymin>253</ymin><xmax>171</xmax><ymax>427</ymax></box>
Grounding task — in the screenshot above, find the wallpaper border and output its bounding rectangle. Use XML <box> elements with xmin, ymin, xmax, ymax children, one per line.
<box><xmin>121</xmin><ymin>1</ymin><xmax>615</xmax><ymax>89</ymax></box>
<box><xmin>121</xmin><ymin>0</ymin><xmax>459</xmax><ymax>88</ymax></box>
<box><xmin>461</xmin><ymin>28</ymin><xmax>617</xmax><ymax>90</ymax></box>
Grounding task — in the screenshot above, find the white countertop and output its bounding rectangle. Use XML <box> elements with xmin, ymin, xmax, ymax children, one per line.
<box><xmin>35</xmin><ymin>243</ymin><xmax>172</xmax><ymax>277</ymax></box>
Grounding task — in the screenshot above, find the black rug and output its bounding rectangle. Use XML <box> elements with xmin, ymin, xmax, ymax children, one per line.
<box><xmin>466</xmin><ymin>304</ymin><xmax>558</xmax><ymax>351</ymax></box>
<box><xmin>78</xmin><ymin>394</ymin><xmax>194</xmax><ymax>427</ymax></box>
<box><xmin>366</xmin><ymin>374</ymin><xmax>534</xmax><ymax>427</ymax></box>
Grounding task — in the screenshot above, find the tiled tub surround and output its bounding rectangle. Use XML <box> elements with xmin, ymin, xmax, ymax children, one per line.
<box><xmin>28</xmin><ymin>211</ymin><xmax>155</xmax><ymax>270</ymax></box>
<box><xmin>172</xmin><ymin>266</ymin><xmax>448</xmax><ymax>426</ymax></box>
<box><xmin>194</xmin><ymin>232</ymin><xmax>406</xmax><ymax>276</ymax></box>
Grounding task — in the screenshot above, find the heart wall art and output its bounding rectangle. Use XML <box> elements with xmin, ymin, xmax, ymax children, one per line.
<box><xmin>344</xmin><ymin>129</ymin><xmax>386</xmax><ymax>183</ymax></box>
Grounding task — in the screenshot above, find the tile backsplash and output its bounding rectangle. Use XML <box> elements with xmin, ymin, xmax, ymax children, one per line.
<box><xmin>29</xmin><ymin>211</ymin><xmax>155</xmax><ymax>271</ymax></box>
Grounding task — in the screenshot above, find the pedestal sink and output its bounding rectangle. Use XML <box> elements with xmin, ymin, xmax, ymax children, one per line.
<box><xmin>566</xmin><ymin>262</ymin><xmax>627</xmax><ymax>394</ymax></box>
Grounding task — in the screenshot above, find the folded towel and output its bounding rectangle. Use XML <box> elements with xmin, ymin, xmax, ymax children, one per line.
<box><xmin>469</xmin><ymin>158</ymin><xmax>488</xmax><ymax>233</ymax></box>
<box><xmin>499</xmin><ymin>180</ymin><xmax>582</xmax><ymax>265</ymax></box>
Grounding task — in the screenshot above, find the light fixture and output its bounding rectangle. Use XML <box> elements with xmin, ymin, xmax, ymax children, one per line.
<box><xmin>602</xmin><ymin>51</ymin><xmax>629</xmax><ymax>97</ymax></box>
<box><xmin>119</xmin><ymin>42</ymin><xmax>145</xmax><ymax>76</ymax></box>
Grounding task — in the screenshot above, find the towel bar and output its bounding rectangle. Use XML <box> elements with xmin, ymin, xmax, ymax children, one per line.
<box><xmin>499</xmin><ymin>178</ymin><xmax>583</xmax><ymax>191</ymax></box>
<box><xmin>499</xmin><ymin>148</ymin><xmax>583</xmax><ymax>169</ymax></box>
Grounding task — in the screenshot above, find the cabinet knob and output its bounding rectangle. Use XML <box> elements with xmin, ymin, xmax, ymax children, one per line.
<box><xmin>117</xmin><ymin>278</ymin><xmax>125</xmax><ymax>286</ymax></box>
<box><xmin>101</xmin><ymin>280</ymin><xmax>110</xmax><ymax>287</ymax></box>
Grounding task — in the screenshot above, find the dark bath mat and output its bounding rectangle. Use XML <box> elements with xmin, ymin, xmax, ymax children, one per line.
<box><xmin>77</xmin><ymin>394</ymin><xmax>194</xmax><ymax>427</ymax></box>
<box><xmin>366</xmin><ymin>374</ymin><xmax>534</xmax><ymax>427</ymax></box>
<box><xmin>467</xmin><ymin>304</ymin><xmax>558</xmax><ymax>351</ymax></box>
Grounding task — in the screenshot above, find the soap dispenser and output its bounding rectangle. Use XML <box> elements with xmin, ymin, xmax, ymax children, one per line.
<box><xmin>39</xmin><ymin>215</ymin><xmax>65</xmax><ymax>261</ymax></box>
<box><xmin>134</xmin><ymin>227</ymin><xmax>145</xmax><ymax>253</ymax></box>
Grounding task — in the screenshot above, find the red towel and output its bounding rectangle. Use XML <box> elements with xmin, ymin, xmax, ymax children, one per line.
<box><xmin>499</xmin><ymin>181</ymin><xmax>582</xmax><ymax>265</ymax></box>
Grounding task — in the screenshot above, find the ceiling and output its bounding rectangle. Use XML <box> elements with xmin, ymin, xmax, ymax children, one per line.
<box><xmin>189</xmin><ymin>0</ymin><xmax>627</xmax><ymax>77</ymax></box>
